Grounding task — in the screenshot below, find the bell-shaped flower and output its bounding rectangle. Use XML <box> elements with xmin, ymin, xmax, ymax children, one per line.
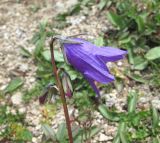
<box><xmin>59</xmin><ymin>37</ymin><xmax>127</xmax><ymax>96</ymax></box>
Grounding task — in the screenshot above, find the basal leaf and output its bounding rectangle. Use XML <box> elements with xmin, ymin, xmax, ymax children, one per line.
<box><xmin>127</xmin><ymin>73</ymin><xmax>146</xmax><ymax>83</ymax></box>
<box><xmin>133</xmin><ymin>56</ymin><xmax>148</xmax><ymax>70</ymax></box>
<box><xmin>107</xmin><ymin>11</ymin><xmax>124</xmax><ymax>29</ymax></box>
<box><xmin>145</xmin><ymin>47</ymin><xmax>160</xmax><ymax>60</ymax></box>
<box><xmin>74</xmin><ymin>126</ymin><xmax>101</xmax><ymax>142</ymax></box>
<box><xmin>5</xmin><ymin>78</ymin><xmax>23</xmax><ymax>93</ymax></box>
<box><xmin>128</xmin><ymin>91</ymin><xmax>138</xmax><ymax>113</ymax></box>
<box><xmin>98</xmin><ymin>104</ymin><xmax>120</xmax><ymax>121</ymax></box>
<box><xmin>41</xmin><ymin>124</ymin><xmax>56</xmax><ymax>141</ymax></box>
<box><xmin>113</xmin><ymin>135</ymin><xmax>121</xmax><ymax>143</ymax></box>
<box><xmin>151</xmin><ymin>106</ymin><xmax>159</xmax><ymax>129</ymax></box>
<box><xmin>20</xmin><ymin>47</ymin><xmax>32</xmax><ymax>58</ymax></box>
<box><xmin>56</xmin><ymin>123</ymin><xmax>67</xmax><ymax>142</ymax></box>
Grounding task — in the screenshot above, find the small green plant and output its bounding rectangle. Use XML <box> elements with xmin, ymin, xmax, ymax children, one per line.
<box><xmin>98</xmin><ymin>90</ymin><xmax>160</xmax><ymax>142</ymax></box>
<box><xmin>104</xmin><ymin>0</ymin><xmax>160</xmax><ymax>86</ymax></box>
<box><xmin>41</xmin><ymin>122</ymin><xmax>101</xmax><ymax>143</ymax></box>
<box><xmin>0</xmin><ymin>105</ymin><xmax>32</xmax><ymax>142</ymax></box>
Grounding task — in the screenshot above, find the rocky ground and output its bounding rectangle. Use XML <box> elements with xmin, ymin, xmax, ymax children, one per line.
<box><xmin>0</xmin><ymin>0</ymin><xmax>159</xmax><ymax>143</ymax></box>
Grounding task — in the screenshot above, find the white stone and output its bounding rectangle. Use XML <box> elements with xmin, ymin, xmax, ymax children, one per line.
<box><xmin>19</xmin><ymin>64</ymin><xmax>28</xmax><ymax>72</ymax></box>
<box><xmin>152</xmin><ymin>99</ymin><xmax>160</xmax><ymax>109</ymax></box>
<box><xmin>11</xmin><ymin>92</ymin><xmax>22</xmax><ymax>105</ymax></box>
<box><xmin>18</xmin><ymin>107</ymin><xmax>26</xmax><ymax>114</ymax></box>
<box><xmin>139</xmin><ymin>97</ymin><xmax>149</xmax><ymax>103</ymax></box>
<box><xmin>32</xmin><ymin>137</ymin><xmax>37</xmax><ymax>143</ymax></box>
<box><xmin>99</xmin><ymin>133</ymin><xmax>109</xmax><ymax>141</ymax></box>
<box><xmin>35</xmin><ymin>125</ymin><xmax>41</xmax><ymax>130</ymax></box>
<box><xmin>29</xmin><ymin>77</ymin><xmax>35</xmax><ymax>83</ymax></box>
<box><xmin>11</xmin><ymin>109</ymin><xmax>17</xmax><ymax>115</ymax></box>
<box><xmin>117</xmin><ymin>61</ymin><xmax>122</xmax><ymax>66</ymax></box>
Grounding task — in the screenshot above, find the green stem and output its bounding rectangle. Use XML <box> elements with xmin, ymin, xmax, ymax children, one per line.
<box><xmin>49</xmin><ymin>38</ymin><xmax>73</xmax><ymax>143</ymax></box>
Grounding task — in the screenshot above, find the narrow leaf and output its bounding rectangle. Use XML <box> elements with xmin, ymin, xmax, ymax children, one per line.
<box><xmin>107</xmin><ymin>11</ymin><xmax>124</xmax><ymax>29</ymax></box>
<box><xmin>113</xmin><ymin>135</ymin><xmax>120</xmax><ymax>143</ymax></box>
<box><xmin>56</xmin><ymin>123</ymin><xmax>67</xmax><ymax>141</ymax></box>
<box><xmin>41</xmin><ymin>124</ymin><xmax>56</xmax><ymax>141</ymax></box>
<box><xmin>74</xmin><ymin>126</ymin><xmax>101</xmax><ymax>142</ymax></box>
<box><xmin>20</xmin><ymin>47</ymin><xmax>32</xmax><ymax>58</ymax></box>
<box><xmin>128</xmin><ymin>91</ymin><xmax>138</xmax><ymax>113</ymax></box>
<box><xmin>98</xmin><ymin>104</ymin><xmax>120</xmax><ymax>121</ymax></box>
<box><xmin>5</xmin><ymin>78</ymin><xmax>23</xmax><ymax>93</ymax></box>
<box><xmin>151</xmin><ymin>106</ymin><xmax>159</xmax><ymax>129</ymax></box>
<box><xmin>128</xmin><ymin>73</ymin><xmax>146</xmax><ymax>83</ymax></box>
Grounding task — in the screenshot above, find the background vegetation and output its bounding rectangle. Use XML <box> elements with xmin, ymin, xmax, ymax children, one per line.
<box><xmin>0</xmin><ymin>0</ymin><xmax>160</xmax><ymax>142</ymax></box>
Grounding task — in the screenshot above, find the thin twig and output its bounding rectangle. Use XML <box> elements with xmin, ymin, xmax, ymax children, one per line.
<box><xmin>49</xmin><ymin>38</ymin><xmax>73</xmax><ymax>143</ymax></box>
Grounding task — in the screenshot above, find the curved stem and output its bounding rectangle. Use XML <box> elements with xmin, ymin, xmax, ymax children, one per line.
<box><xmin>49</xmin><ymin>38</ymin><xmax>73</xmax><ymax>143</ymax></box>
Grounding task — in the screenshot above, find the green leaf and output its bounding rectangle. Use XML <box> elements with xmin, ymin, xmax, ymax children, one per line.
<box><xmin>133</xmin><ymin>56</ymin><xmax>148</xmax><ymax>70</ymax></box>
<box><xmin>135</xmin><ymin>16</ymin><xmax>145</xmax><ymax>32</ymax></box>
<box><xmin>56</xmin><ymin>123</ymin><xmax>67</xmax><ymax>142</ymax></box>
<box><xmin>98</xmin><ymin>104</ymin><xmax>120</xmax><ymax>121</ymax></box>
<box><xmin>118</xmin><ymin>122</ymin><xmax>128</xmax><ymax>143</ymax></box>
<box><xmin>85</xmin><ymin>126</ymin><xmax>101</xmax><ymax>139</ymax></box>
<box><xmin>120</xmin><ymin>132</ymin><xmax>128</xmax><ymax>143</ymax></box>
<box><xmin>41</xmin><ymin>124</ymin><xmax>56</xmax><ymax>141</ymax></box>
<box><xmin>151</xmin><ymin>106</ymin><xmax>159</xmax><ymax>129</ymax></box>
<box><xmin>19</xmin><ymin>129</ymin><xmax>33</xmax><ymax>141</ymax></box>
<box><xmin>119</xmin><ymin>36</ymin><xmax>131</xmax><ymax>44</ymax></box>
<box><xmin>39</xmin><ymin>19</ymin><xmax>48</xmax><ymax>33</ymax></box>
<box><xmin>11</xmin><ymin>124</ymin><xmax>33</xmax><ymax>141</ymax></box>
<box><xmin>127</xmin><ymin>73</ymin><xmax>146</xmax><ymax>83</ymax></box>
<box><xmin>128</xmin><ymin>91</ymin><xmax>138</xmax><ymax>113</ymax></box>
<box><xmin>94</xmin><ymin>36</ymin><xmax>104</xmax><ymax>47</ymax></box>
<box><xmin>132</xmin><ymin>128</ymin><xmax>149</xmax><ymax>139</ymax></box>
<box><xmin>67</xmin><ymin>70</ymin><xmax>78</xmax><ymax>80</ymax></box>
<box><xmin>153</xmin><ymin>137</ymin><xmax>160</xmax><ymax>143</ymax></box>
<box><xmin>4</xmin><ymin>78</ymin><xmax>23</xmax><ymax>93</ymax></box>
<box><xmin>20</xmin><ymin>47</ymin><xmax>32</xmax><ymax>58</ymax></box>
<box><xmin>42</xmin><ymin>50</ymin><xmax>64</xmax><ymax>62</ymax></box>
<box><xmin>127</xmin><ymin>46</ymin><xmax>134</xmax><ymax>64</ymax></box>
<box><xmin>145</xmin><ymin>47</ymin><xmax>160</xmax><ymax>60</ymax></box>
<box><xmin>113</xmin><ymin>122</ymin><xmax>127</xmax><ymax>143</ymax></box>
<box><xmin>118</xmin><ymin>122</ymin><xmax>126</xmax><ymax>133</ymax></box>
<box><xmin>113</xmin><ymin>135</ymin><xmax>121</xmax><ymax>143</ymax></box>
<box><xmin>136</xmin><ymin>13</ymin><xmax>147</xmax><ymax>32</ymax></box>
<box><xmin>98</xmin><ymin>0</ymin><xmax>107</xmax><ymax>10</ymax></box>
<box><xmin>74</xmin><ymin>126</ymin><xmax>101</xmax><ymax>142</ymax></box>
<box><xmin>107</xmin><ymin>11</ymin><xmax>124</xmax><ymax>29</ymax></box>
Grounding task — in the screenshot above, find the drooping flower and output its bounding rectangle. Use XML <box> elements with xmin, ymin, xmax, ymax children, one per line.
<box><xmin>57</xmin><ymin>36</ymin><xmax>127</xmax><ymax>96</ymax></box>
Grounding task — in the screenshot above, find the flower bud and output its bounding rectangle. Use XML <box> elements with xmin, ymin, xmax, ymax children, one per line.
<box><xmin>39</xmin><ymin>83</ymin><xmax>58</xmax><ymax>104</ymax></box>
<box><xmin>61</xmin><ymin>71</ymin><xmax>73</xmax><ymax>97</ymax></box>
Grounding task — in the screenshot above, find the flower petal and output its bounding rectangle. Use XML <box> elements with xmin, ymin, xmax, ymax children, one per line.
<box><xmin>94</xmin><ymin>46</ymin><xmax>127</xmax><ymax>62</ymax></box>
<box><xmin>84</xmin><ymin>70</ymin><xmax>114</xmax><ymax>84</ymax></box>
<box><xmin>64</xmin><ymin>43</ymin><xmax>114</xmax><ymax>83</ymax></box>
<box><xmin>85</xmin><ymin>77</ymin><xmax>100</xmax><ymax>96</ymax></box>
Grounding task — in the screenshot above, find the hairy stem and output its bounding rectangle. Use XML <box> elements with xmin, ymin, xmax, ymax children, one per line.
<box><xmin>49</xmin><ymin>38</ymin><xmax>73</xmax><ymax>143</ymax></box>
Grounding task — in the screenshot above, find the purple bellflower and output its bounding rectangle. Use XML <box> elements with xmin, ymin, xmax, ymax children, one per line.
<box><xmin>56</xmin><ymin>36</ymin><xmax>127</xmax><ymax>96</ymax></box>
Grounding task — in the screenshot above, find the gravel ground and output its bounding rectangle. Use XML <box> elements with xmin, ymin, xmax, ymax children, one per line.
<box><xmin>0</xmin><ymin>0</ymin><xmax>159</xmax><ymax>143</ymax></box>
